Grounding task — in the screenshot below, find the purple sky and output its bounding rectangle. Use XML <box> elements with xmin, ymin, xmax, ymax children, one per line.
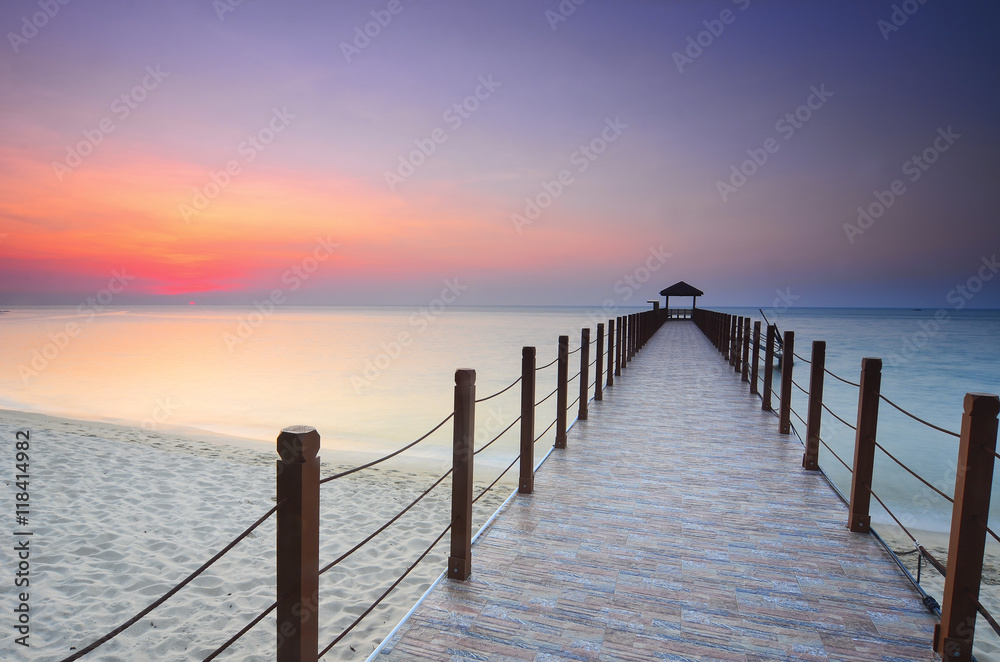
<box><xmin>1</xmin><ymin>0</ymin><xmax>998</xmax><ymax>308</ymax></box>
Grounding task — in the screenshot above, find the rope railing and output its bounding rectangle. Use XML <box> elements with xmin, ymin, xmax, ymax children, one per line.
<box><xmin>54</xmin><ymin>314</ymin><xmax>677</xmax><ymax>662</ymax></box>
<box><xmin>568</xmin><ymin>395</ymin><xmax>581</xmax><ymax>412</ymax></box>
<box><xmin>567</xmin><ymin>345</ymin><xmax>582</xmax><ymax>355</ymax></box>
<box><xmin>824</xmin><ymin>367</ymin><xmax>860</xmax><ymax>388</ymax></box>
<box><xmin>60</xmin><ymin>501</ymin><xmax>284</xmax><ymax>662</ymax></box>
<box><xmin>534</xmin><ymin>417</ymin><xmax>558</xmax><ymax>444</ymax></box>
<box><xmin>535</xmin><ymin>356</ymin><xmax>558</xmax><ymax>371</ymax></box>
<box><xmin>318</xmin><ymin>522</ymin><xmax>452</xmax><ymax>658</ymax></box>
<box><xmin>879</xmin><ymin>393</ymin><xmax>961</xmax><ymax>438</ymax></box>
<box><xmin>319</xmin><ymin>468</ymin><xmax>452</xmax><ymax>576</ymax></box>
<box><xmin>535</xmin><ymin>385</ymin><xmax>559</xmax><ymax>407</ymax></box>
<box><xmin>473</xmin><ymin>415</ymin><xmax>521</xmax><ymax>456</ymax></box>
<box><xmin>818</xmin><ymin>437</ymin><xmax>853</xmax><ymax>473</ymax></box>
<box><xmin>320</xmin><ymin>411</ymin><xmax>454</xmax><ymax>484</ymax></box>
<box><xmin>203</xmin><ymin>600</ymin><xmax>277</xmax><ymax>661</ymax></box>
<box><xmin>977</xmin><ymin>600</ymin><xmax>1000</xmax><ymax>639</ymax></box>
<box><xmin>822</xmin><ymin>402</ymin><xmax>857</xmax><ymax>431</ymax></box>
<box><xmin>472</xmin><ymin>454</ymin><xmax>520</xmax><ymax>505</ymax></box>
<box><xmin>474</xmin><ymin>376</ymin><xmax>522</xmax><ymax>403</ymax></box>
<box><xmin>873</xmin><ymin>441</ymin><xmax>953</xmax><ymax>504</ymax></box>
<box><xmin>695</xmin><ymin>307</ymin><xmax>1000</xmax><ymax>658</ymax></box>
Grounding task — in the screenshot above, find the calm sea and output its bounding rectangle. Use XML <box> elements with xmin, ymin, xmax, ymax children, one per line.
<box><xmin>1</xmin><ymin>305</ymin><xmax>998</xmax><ymax>532</ymax></box>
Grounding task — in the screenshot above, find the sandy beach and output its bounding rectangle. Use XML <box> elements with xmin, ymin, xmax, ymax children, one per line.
<box><xmin>875</xmin><ymin>524</ymin><xmax>1000</xmax><ymax>661</ymax></box>
<box><xmin>1</xmin><ymin>409</ymin><xmax>514</xmax><ymax>661</ymax></box>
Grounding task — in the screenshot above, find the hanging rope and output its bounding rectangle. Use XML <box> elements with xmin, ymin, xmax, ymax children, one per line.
<box><xmin>879</xmin><ymin>393</ymin><xmax>960</xmax><ymax>438</ymax></box>
<box><xmin>474</xmin><ymin>376</ymin><xmax>521</xmax><ymax>403</ymax></box>
<box><xmin>320</xmin><ymin>412</ymin><xmax>454</xmax><ymax>484</ymax></box>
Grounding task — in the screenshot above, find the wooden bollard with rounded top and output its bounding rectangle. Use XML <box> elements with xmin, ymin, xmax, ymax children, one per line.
<box><xmin>762</xmin><ymin>324</ymin><xmax>776</xmax><ymax>411</ymax></box>
<box><xmin>848</xmin><ymin>358</ymin><xmax>881</xmax><ymax>533</ymax></box>
<box><xmin>935</xmin><ymin>393</ymin><xmax>1000</xmax><ymax>661</ymax></box>
<box><xmin>276</xmin><ymin>425</ymin><xmax>320</xmax><ymax>662</ymax></box>
<box><xmin>802</xmin><ymin>341</ymin><xmax>825</xmax><ymax>470</ymax></box>
<box><xmin>519</xmin><ymin>348</ymin><xmax>535</xmax><ymax>494</ymax></box>
<box><xmin>606</xmin><ymin>319</ymin><xmax>615</xmax><ymax>387</ymax></box>
<box><xmin>741</xmin><ymin>318</ymin><xmax>751</xmax><ymax>382</ymax></box>
<box><xmin>449</xmin><ymin>369</ymin><xmax>476</xmax><ymax>580</ymax></box>
<box><xmin>579</xmin><ymin>328</ymin><xmax>590</xmax><ymax>421</ymax></box>
<box><xmin>750</xmin><ymin>321</ymin><xmax>761</xmax><ymax>394</ymax></box>
<box><xmin>555</xmin><ymin>336</ymin><xmax>568</xmax><ymax>448</ymax></box>
<box><xmin>778</xmin><ymin>331</ymin><xmax>795</xmax><ymax>434</ymax></box>
<box><xmin>596</xmin><ymin>323</ymin><xmax>605</xmax><ymax>401</ymax></box>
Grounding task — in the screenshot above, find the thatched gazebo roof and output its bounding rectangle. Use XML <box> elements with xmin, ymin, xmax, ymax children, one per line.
<box><xmin>659</xmin><ymin>281</ymin><xmax>704</xmax><ymax>298</ymax></box>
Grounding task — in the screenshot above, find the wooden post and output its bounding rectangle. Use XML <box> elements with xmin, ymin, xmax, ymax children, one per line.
<box><xmin>614</xmin><ymin>318</ymin><xmax>622</xmax><ymax>376</ymax></box>
<box><xmin>595</xmin><ymin>323</ymin><xmax>605</xmax><ymax>401</ymax></box>
<box><xmin>762</xmin><ymin>325</ymin><xmax>776</xmax><ymax>411</ymax></box>
<box><xmin>935</xmin><ymin>393</ymin><xmax>1000</xmax><ymax>660</ymax></box>
<box><xmin>732</xmin><ymin>316</ymin><xmax>741</xmax><ymax>373</ymax></box>
<box><xmin>448</xmin><ymin>368</ymin><xmax>476</xmax><ymax>580</ymax></box>
<box><xmin>518</xmin><ymin>348</ymin><xmax>535</xmax><ymax>494</ymax></box>
<box><xmin>741</xmin><ymin>318</ymin><xmax>751</xmax><ymax>382</ymax></box>
<box><xmin>276</xmin><ymin>426</ymin><xmax>320</xmax><ymax>662</ymax></box>
<box><xmin>802</xmin><ymin>341</ymin><xmax>825</xmax><ymax>470</ymax></box>
<box><xmin>731</xmin><ymin>316</ymin><xmax>740</xmax><ymax>366</ymax></box>
<box><xmin>579</xmin><ymin>328</ymin><xmax>590</xmax><ymax>421</ymax></box>
<box><xmin>620</xmin><ymin>316</ymin><xmax>627</xmax><ymax>366</ymax></box>
<box><xmin>607</xmin><ymin>319</ymin><xmax>615</xmax><ymax>387</ymax></box>
<box><xmin>778</xmin><ymin>331</ymin><xmax>795</xmax><ymax>434</ymax></box>
<box><xmin>722</xmin><ymin>314</ymin><xmax>730</xmax><ymax>358</ymax></box>
<box><xmin>630</xmin><ymin>314</ymin><xmax>636</xmax><ymax>357</ymax></box>
<box><xmin>847</xmin><ymin>358</ymin><xmax>881</xmax><ymax>533</ymax></box>
<box><xmin>750</xmin><ymin>321</ymin><xmax>761</xmax><ymax>395</ymax></box>
<box><xmin>555</xmin><ymin>335</ymin><xmax>568</xmax><ymax>448</ymax></box>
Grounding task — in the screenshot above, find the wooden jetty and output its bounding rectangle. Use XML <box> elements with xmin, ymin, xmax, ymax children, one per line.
<box><xmin>376</xmin><ymin>321</ymin><xmax>940</xmax><ymax>660</ymax></box>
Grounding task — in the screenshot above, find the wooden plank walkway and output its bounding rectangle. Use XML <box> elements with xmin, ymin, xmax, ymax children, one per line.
<box><xmin>378</xmin><ymin>321</ymin><xmax>939</xmax><ymax>661</ymax></box>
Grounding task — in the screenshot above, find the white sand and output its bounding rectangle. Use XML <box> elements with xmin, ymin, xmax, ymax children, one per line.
<box><xmin>0</xmin><ymin>409</ymin><xmax>515</xmax><ymax>661</ymax></box>
<box><xmin>876</xmin><ymin>524</ymin><xmax>1000</xmax><ymax>661</ymax></box>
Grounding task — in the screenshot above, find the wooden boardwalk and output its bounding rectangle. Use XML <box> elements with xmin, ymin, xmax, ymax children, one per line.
<box><xmin>378</xmin><ymin>321</ymin><xmax>939</xmax><ymax>661</ymax></box>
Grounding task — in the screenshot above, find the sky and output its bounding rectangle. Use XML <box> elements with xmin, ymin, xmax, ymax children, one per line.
<box><xmin>1</xmin><ymin>0</ymin><xmax>998</xmax><ymax>308</ymax></box>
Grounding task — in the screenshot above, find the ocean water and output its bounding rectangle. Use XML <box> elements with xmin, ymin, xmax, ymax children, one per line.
<box><xmin>1</xmin><ymin>305</ymin><xmax>998</xmax><ymax>533</ymax></box>
<box><xmin>717</xmin><ymin>306</ymin><xmax>1000</xmax><ymax>534</ymax></box>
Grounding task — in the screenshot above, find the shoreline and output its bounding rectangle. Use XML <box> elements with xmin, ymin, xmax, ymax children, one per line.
<box><xmin>1</xmin><ymin>407</ymin><xmax>516</xmax><ymax>660</ymax></box>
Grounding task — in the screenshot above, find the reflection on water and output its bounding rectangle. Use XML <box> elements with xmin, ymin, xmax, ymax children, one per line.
<box><xmin>2</xmin><ymin>305</ymin><xmax>998</xmax><ymax>532</ymax></box>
